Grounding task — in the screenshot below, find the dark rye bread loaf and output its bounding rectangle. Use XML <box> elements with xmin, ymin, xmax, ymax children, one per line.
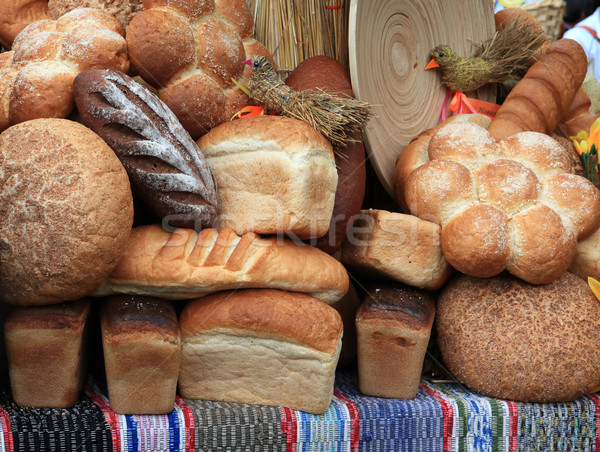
<box><xmin>437</xmin><ymin>272</ymin><xmax>600</xmax><ymax>402</ymax></box>
<box><xmin>73</xmin><ymin>69</ymin><xmax>219</xmax><ymax>230</ymax></box>
<box><xmin>100</xmin><ymin>295</ymin><xmax>180</xmax><ymax>414</ymax></box>
<box><xmin>356</xmin><ymin>282</ymin><xmax>435</xmax><ymax>399</ymax></box>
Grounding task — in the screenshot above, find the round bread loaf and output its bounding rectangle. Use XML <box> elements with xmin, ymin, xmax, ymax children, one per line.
<box><xmin>402</xmin><ymin>121</ymin><xmax>600</xmax><ymax>284</ymax></box>
<box><xmin>0</xmin><ymin>118</ymin><xmax>134</xmax><ymax>305</ymax></box>
<box><xmin>437</xmin><ymin>271</ymin><xmax>600</xmax><ymax>402</ymax></box>
<box><xmin>126</xmin><ymin>0</ymin><xmax>273</xmax><ymax>139</ymax></box>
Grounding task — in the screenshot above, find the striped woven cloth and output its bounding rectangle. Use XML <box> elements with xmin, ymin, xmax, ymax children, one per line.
<box><xmin>0</xmin><ymin>368</ymin><xmax>598</xmax><ymax>451</ymax></box>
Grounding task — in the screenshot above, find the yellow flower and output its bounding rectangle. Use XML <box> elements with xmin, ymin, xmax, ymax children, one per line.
<box><xmin>590</xmin><ymin>117</ymin><xmax>600</xmax><ymax>149</ymax></box>
<box><xmin>570</xmin><ymin>118</ymin><xmax>600</xmax><ymax>156</ymax></box>
<box><xmin>589</xmin><ymin>277</ymin><xmax>600</xmax><ymax>301</ymax></box>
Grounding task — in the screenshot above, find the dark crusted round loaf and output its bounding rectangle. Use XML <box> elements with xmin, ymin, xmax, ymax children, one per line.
<box><xmin>0</xmin><ymin>118</ymin><xmax>134</xmax><ymax>305</ymax></box>
<box><xmin>437</xmin><ymin>271</ymin><xmax>600</xmax><ymax>402</ymax></box>
<box><xmin>285</xmin><ymin>56</ymin><xmax>366</xmax><ymax>254</ymax></box>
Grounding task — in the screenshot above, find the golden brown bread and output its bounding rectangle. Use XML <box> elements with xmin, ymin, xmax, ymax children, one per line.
<box><xmin>402</xmin><ymin>121</ymin><xmax>600</xmax><ymax>284</ymax></box>
<box><xmin>5</xmin><ymin>298</ymin><xmax>91</xmax><ymax>408</ymax></box>
<box><xmin>92</xmin><ymin>224</ymin><xmax>349</xmax><ymax>304</ymax></box>
<box><xmin>341</xmin><ymin>209</ymin><xmax>451</xmax><ymax>291</ymax></box>
<box><xmin>178</xmin><ymin>289</ymin><xmax>343</xmax><ymax>414</ymax></box>
<box><xmin>0</xmin><ymin>8</ymin><xmax>129</xmax><ymax>132</ymax></box>
<box><xmin>437</xmin><ymin>272</ymin><xmax>600</xmax><ymax>402</ymax></box>
<box><xmin>487</xmin><ymin>38</ymin><xmax>587</xmax><ymax>141</ymax></box>
<box><xmin>356</xmin><ymin>282</ymin><xmax>435</xmax><ymax>399</ymax></box>
<box><xmin>0</xmin><ymin>119</ymin><xmax>134</xmax><ymax>305</ymax></box>
<box><xmin>126</xmin><ymin>0</ymin><xmax>273</xmax><ymax>139</ymax></box>
<box><xmin>196</xmin><ymin>115</ymin><xmax>336</xmax><ymax>238</ymax></box>
<box><xmin>101</xmin><ymin>295</ymin><xmax>180</xmax><ymax>415</ymax></box>
<box><xmin>0</xmin><ymin>0</ymin><xmax>49</xmax><ymax>49</ymax></box>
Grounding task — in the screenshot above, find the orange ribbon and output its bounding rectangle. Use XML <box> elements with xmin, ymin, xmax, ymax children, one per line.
<box><xmin>441</xmin><ymin>91</ymin><xmax>500</xmax><ymax>121</ymax></box>
<box><xmin>231</xmin><ymin>106</ymin><xmax>265</xmax><ymax>120</ymax></box>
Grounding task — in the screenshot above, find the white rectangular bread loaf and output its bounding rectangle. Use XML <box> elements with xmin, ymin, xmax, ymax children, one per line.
<box><xmin>341</xmin><ymin>209</ymin><xmax>451</xmax><ymax>290</ymax></box>
<box><xmin>100</xmin><ymin>295</ymin><xmax>180</xmax><ymax>415</ymax></box>
<box><xmin>92</xmin><ymin>224</ymin><xmax>349</xmax><ymax>304</ymax></box>
<box><xmin>178</xmin><ymin>289</ymin><xmax>343</xmax><ymax>414</ymax></box>
<box><xmin>356</xmin><ymin>283</ymin><xmax>435</xmax><ymax>399</ymax></box>
<box><xmin>4</xmin><ymin>298</ymin><xmax>91</xmax><ymax>408</ymax></box>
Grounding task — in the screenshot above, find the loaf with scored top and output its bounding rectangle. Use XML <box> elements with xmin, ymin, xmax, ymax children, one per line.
<box><xmin>92</xmin><ymin>224</ymin><xmax>349</xmax><ymax>304</ymax></box>
<box><xmin>74</xmin><ymin>69</ymin><xmax>219</xmax><ymax>230</ymax></box>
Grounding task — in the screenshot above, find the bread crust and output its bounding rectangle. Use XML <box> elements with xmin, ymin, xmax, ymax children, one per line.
<box><xmin>5</xmin><ymin>298</ymin><xmax>92</xmax><ymax>408</ymax></box>
<box><xmin>0</xmin><ymin>118</ymin><xmax>133</xmax><ymax>305</ymax></box>
<box><xmin>180</xmin><ymin>289</ymin><xmax>343</xmax><ymax>354</ymax></box>
<box><xmin>197</xmin><ymin>115</ymin><xmax>336</xmax><ymax>238</ymax></box>
<box><xmin>0</xmin><ymin>0</ymin><xmax>49</xmax><ymax>49</ymax></box>
<box><xmin>92</xmin><ymin>225</ymin><xmax>349</xmax><ymax>304</ymax></box>
<box><xmin>437</xmin><ymin>272</ymin><xmax>600</xmax><ymax>402</ymax></box>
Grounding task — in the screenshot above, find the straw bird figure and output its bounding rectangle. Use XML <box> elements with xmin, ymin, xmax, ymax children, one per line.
<box><xmin>244</xmin><ymin>55</ymin><xmax>372</xmax><ymax>154</ymax></box>
<box><xmin>425</xmin><ymin>18</ymin><xmax>548</xmax><ymax>92</ymax></box>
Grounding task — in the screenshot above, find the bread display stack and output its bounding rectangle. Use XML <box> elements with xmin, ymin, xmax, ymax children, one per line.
<box><xmin>4</xmin><ymin>0</ymin><xmax>600</xmax><ymax>419</ymax></box>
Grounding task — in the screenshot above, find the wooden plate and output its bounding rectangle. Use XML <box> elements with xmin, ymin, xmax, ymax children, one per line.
<box><xmin>348</xmin><ymin>0</ymin><xmax>496</xmax><ymax>199</ymax></box>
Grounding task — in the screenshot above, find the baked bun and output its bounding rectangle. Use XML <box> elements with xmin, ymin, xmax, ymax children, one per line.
<box><xmin>48</xmin><ymin>0</ymin><xmax>143</xmax><ymax>29</ymax></box>
<box><xmin>178</xmin><ymin>289</ymin><xmax>343</xmax><ymax>414</ymax></box>
<box><xmin>437</xmin><ymin>272</ymin><xmax>600</xmax><ymax>402</ymax></box>
<box><xmin>394</xmin><ymin>113</ymin><xmax>492</xmax><ymax>212</ymax></box>
<box><xmin>402</xmin><ymin>121</ymin><xmax>600</xmax><ymax>284</ymax></box>
<box><xmin>0</xmin><ymin>7</ymin><xmax>129</xmax><ymax>132</ymax></box>
<box><xmin>126</xmin><ymin>0</ymin><xmax>273</xmax><ymax>139</ymax></box>
<box><xmin>0</xmin><ymin>118</ymin><xmax>133</xmax><ymax>305</ymax></box>
<box><xmin>0</xmin><ymin>0</ymin><xmax>49</xmax><ymax>49</ymax></box>
<box><xmin>196</xmin><ymin>115</ymin><xmax>336</xmax><ymax>238</ymax></box>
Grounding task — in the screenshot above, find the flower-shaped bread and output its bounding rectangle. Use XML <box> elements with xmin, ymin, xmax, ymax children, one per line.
<box><xmin>404</xmin><ymin>121</ymin><xmax>600</xmax><ymax>284</ymax></box>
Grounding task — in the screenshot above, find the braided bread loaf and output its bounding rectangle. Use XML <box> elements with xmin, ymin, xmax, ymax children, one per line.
<box><xmin>0</xmin><ymin>8</ymin><xmax>129</xmax><ymax>132</ymax></box>
<box><xmin>403</xmin><ymin>120</ymin><xmax>600</xmax><ymax>284</ymax></box>
<box><xmin>126</xmin><ymin>0</ymin><xmax>273</xmax><ymax>139</ymax></box>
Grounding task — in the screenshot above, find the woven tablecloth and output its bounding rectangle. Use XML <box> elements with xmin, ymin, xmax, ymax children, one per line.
<box><xmin>0</xmin><ymin>367</ymin><xmax>598</xmax><ymax>451</ymax></box>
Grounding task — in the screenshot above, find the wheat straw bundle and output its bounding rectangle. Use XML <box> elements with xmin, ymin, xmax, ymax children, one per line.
<box><xmin>247</xmin><ymin>0</ymin><xmax>348</xmax><ymax>76</ymax></box>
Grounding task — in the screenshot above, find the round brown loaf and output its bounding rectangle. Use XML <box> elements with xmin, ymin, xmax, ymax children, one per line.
<box><xmin>0</xmin><ymin>118</ymin><xmax>134</xmax><ymax>305</ymax></box>
<box><xmin>437</xmin><ymin>272</ymin><xmax>600</xmax><ymax>402</ymax></box>
<box><xmin>285</xmin><ymin>55</ymin><xmax>366</xmax><ymax>254</ymax></box>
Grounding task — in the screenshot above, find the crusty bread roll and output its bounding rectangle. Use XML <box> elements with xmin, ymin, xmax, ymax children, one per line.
<box><xmin>0</xmin><ymin>119</ymin><xmax>133</xmax><ymax>305</ymax></box>
<box><xmin>394</xmin><ymin>114</ymin><xmax>492</xmax><ymax>212</ymax></box>
<box><xmin>341</xmin><ymin>209</ymin><xmax>451</xmax><ymax>291</ymax></box>
<box><xmin>5</xmin><ymin>298</ymin><xmax>91</xmax><ymax>408</ymax></box>
<box><xmin>48</xmin><ymin>0</ymin><xmax>143</xmax><ymax>29</ymax></box>
<box><xmin>74</xmin><ymin>69</ymin><xmax>219</xmax><ymax>230</ymax></box>
<box><xmin>487</xmin><ymin>39</ymin><xmax>587</xmax><ymax>142</ymax></box>
<box><xmin>126</xmin><ymin>0</ymin><xmax>272</xmax><ymax>139</ymax></box>
<box><xmin>92</xmin><ymin>224</ymin><xmax>349</xmax><ymax>304</ymax></box>
<box><xmin>178</xmin><ymin>289</ymin><xmax>343</xmax><ymax>414</ymax></box>
<box><xmin>356</xmin><ymin>282</ymin><xmax>435</xmax><ymax>399</ymax></box>
<box><xmin>196</xmin><ymin>115</ymin><xmax>336</xmax><ymax>238</ymax></box>
<box><xmin>570</xmin><ymin>226</ymin><xmax>600</xmax><ymax>281</ymax></box>
<box><xmin>0</xmin><ymin>8</ymin><xmax>129</xmax><ymax>132</ymax></box>
<box><xmin>101</xmin><ymin>295</ymin><xmax>180</xmax><ymax>415</ymax></box>
<box><xmin>285</xmin><ymin>55</ymin><xmax>367</xmax><ymax>254</ymax></box>
<box><xmin>402</xmin><ymin>120</ymin><xmax>600</xmax><ymax>284</ymax></box>
<box><xmin>0</xmin><ymin>0</ymin><xmax>49</xmax><ymax>49</ymax></box>
<box><xmin>437</xmin><ymin>272</ymin><xmax>600</xmax><ymax>402</ymax></box>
